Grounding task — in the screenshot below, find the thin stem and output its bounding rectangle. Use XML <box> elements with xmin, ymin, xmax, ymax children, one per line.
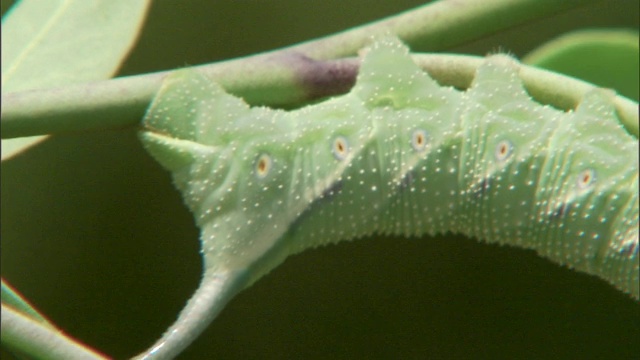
<box><xmin>1</xmin><ymin>0</ymin><xmax>607</xmax><ymax>139</ymax></box>
<box><xmin>408</xmin><ymin>54</ymin><xmax>640</xmax><ymax>136</ymax></box>
<box><xmin>1</xmin><ymin>304</ymin><xmax>109</xmax><ymax>360</ymax></box>
<box><xmin>2</xmin><ymin>53</ymin><xmax>637</xmax><ymax>139</ymax></box>
<box><xmin>283</xmin><ymin>0</ymin><xmax>600</xmax><ymax>59</ymax></box>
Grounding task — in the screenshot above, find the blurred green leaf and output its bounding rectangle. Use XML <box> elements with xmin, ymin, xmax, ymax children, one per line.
<box><xmin>523</xmin><ymin>29</ymin><xmax>639</xmax><ymax>101</ymax></box>
<box><xmin>1</xmin><ymin>280</ymin><xmax>52</xmax><ymax>328</ymax></box>
<box><xmin>1</xmin><ymin>304</ymin><xmax>108</xmax><ymax>360</ymax></box>
<box><xmin>1</xmin><ymin>0</ymin><xmax>150</xmax><ymax>356</ymax></box>
<box><xmin>1</xmin><ymin>0</ymin><xmax>151</xmax><ymax>160</ymax></box>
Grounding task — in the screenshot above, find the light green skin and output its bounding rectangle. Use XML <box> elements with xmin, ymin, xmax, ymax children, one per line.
<box><xmin>137</xmin><ymin>37</ymin><xmax>639</xmax><ymax>359</ymax></box>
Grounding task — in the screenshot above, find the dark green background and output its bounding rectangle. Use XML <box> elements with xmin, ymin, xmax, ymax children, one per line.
<box><xmin>2</xmin><ymin>1</ymin><xmax>639</xmax><ymax>359</ymax></box>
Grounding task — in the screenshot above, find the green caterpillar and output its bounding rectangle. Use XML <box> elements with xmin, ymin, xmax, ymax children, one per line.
<box><xmin>137</xmin><ymin>37</ymin><xmax>638</xmax><ymax>359</ymax></box>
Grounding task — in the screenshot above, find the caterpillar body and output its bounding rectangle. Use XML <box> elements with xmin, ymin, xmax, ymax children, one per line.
<box><xmin>137</xmin><ymin>37</ymin><xmax>638</xmax><ymax>359</ymax></box>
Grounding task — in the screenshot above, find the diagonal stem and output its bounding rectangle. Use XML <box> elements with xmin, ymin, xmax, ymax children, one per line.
<box><xmin>2</xmin><ymin>0</ymin><xmax>610</xmax><ymax>140</ymax></box>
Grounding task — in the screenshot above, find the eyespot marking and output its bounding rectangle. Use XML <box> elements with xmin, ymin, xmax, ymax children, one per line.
<box><xmin>494</xmin><ymin>140</ymin><xmax>513</xmax><ymax>162</ymax></box>
<box><xmin>255</xmin><ymin>154</ymin><xmax>272</xmax><ymax>178</ymax></box>
<box><xmin>411</xmin><ymin>129</ymin><xmax>429</xmax><ymax>152</ymax></box>
<box><xmin>332</xmin><ymin>136</ymin><xmax>350</xmax><ymax>161</ymax></box>
<box><xmin>577</xmin><ymin>168</ymin><xmax>596</xmax><ymax>189</ymax></box>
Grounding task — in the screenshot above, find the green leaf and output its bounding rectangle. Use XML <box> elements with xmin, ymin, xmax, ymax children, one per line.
<box><xmin>523</xmin><ymin>29</ymin><xmax>639</xmax><ymax>101</ymax></box>
<box><xmin>1</xmin><ymin>280</ymin><xmax>52</xmax><ymax>328</ymax></box>
<box><xmin>1</xmin><ymin>304</ymin><xmax>108</xmax><ymax>360</ymax></box>
<box><xmin>1</xmin><ymin>0</ymin><xmax>151</xmax><ymax>160</ymax></box>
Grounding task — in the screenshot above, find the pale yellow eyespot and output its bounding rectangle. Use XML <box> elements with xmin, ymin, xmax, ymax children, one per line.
<box><xmin>411</xmin><ymin>129</ymin><xmax>429</xmax><ymax>152</ymax></box>
<box><xmin>495</xmin><ymin>140</ymin><xmax>513</xmax><ymax>162</ymax></box>
<box><xmin>332</xmin><ymin>136</ymin><xmax>350</xmax><ymax>161</ymax></box>
<box><xmin>577</xmin><ymin>168</ymin><xmax>596</xmax><ymax>190</ymax></box>
<box><xmin>255</xmin><ymin>154</ymin><xmax>272</xmax><ymax>178</ymax></box>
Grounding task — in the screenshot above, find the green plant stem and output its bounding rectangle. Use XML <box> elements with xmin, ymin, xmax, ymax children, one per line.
<box><xmin>1</xmin><ymin>304</ymin><xmax>108</xmax><ymax>360</ymax></box>
<box><xmin>284</xmin><ymin>0</ymin><xmax>599</xmax><ymax>59</ymax></box>
<box><xmin>2</xmin><ymin>53</ymin><xmax>638</xmax><ymax>140</ymax></box>
<box><xmin>1</xmin><ymin>0</ymin><xmax>609</xmax><ymax>139</ymax></box>
<box><xmin>410</xmin><ymin>54</ymin><xmax>640</xmax><ymax>137</ymax></box>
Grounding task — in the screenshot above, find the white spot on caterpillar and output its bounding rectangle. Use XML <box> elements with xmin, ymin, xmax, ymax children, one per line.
<box><xmin>494</xmin><ymin>140</ymin><xmax>513</xmax><ymax>162</ymax></box>
<box><xmin>577</xmin><ymin>168</ymin><xmax>596</xmax><ymax>189</ymax></box>
<box><xmin>332</xmin><ymin>136</ymin><xmax>350</xmax><ymax>161</ymax></box>
<box><xmin>411</xmin><ymin>129</ymin><xmax>429</xmax><ymax>152</ymax></box>
<box><xmin>255</xmin><ymin>153</ymin><xmax>272</xmax><ymax>178</ymax></box>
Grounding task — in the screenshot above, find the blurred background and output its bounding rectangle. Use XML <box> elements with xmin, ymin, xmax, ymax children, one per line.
<box><xmin>2</xmin><ymin>1</ymin><xmax>639</xmax><ymax>359</ymax></box>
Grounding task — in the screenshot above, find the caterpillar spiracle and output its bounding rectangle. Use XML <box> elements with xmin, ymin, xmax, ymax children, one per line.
<box><xmin>137</xmin><ymin>37</ymin><xmax>639</xmax><ymax>359</ymax></box>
